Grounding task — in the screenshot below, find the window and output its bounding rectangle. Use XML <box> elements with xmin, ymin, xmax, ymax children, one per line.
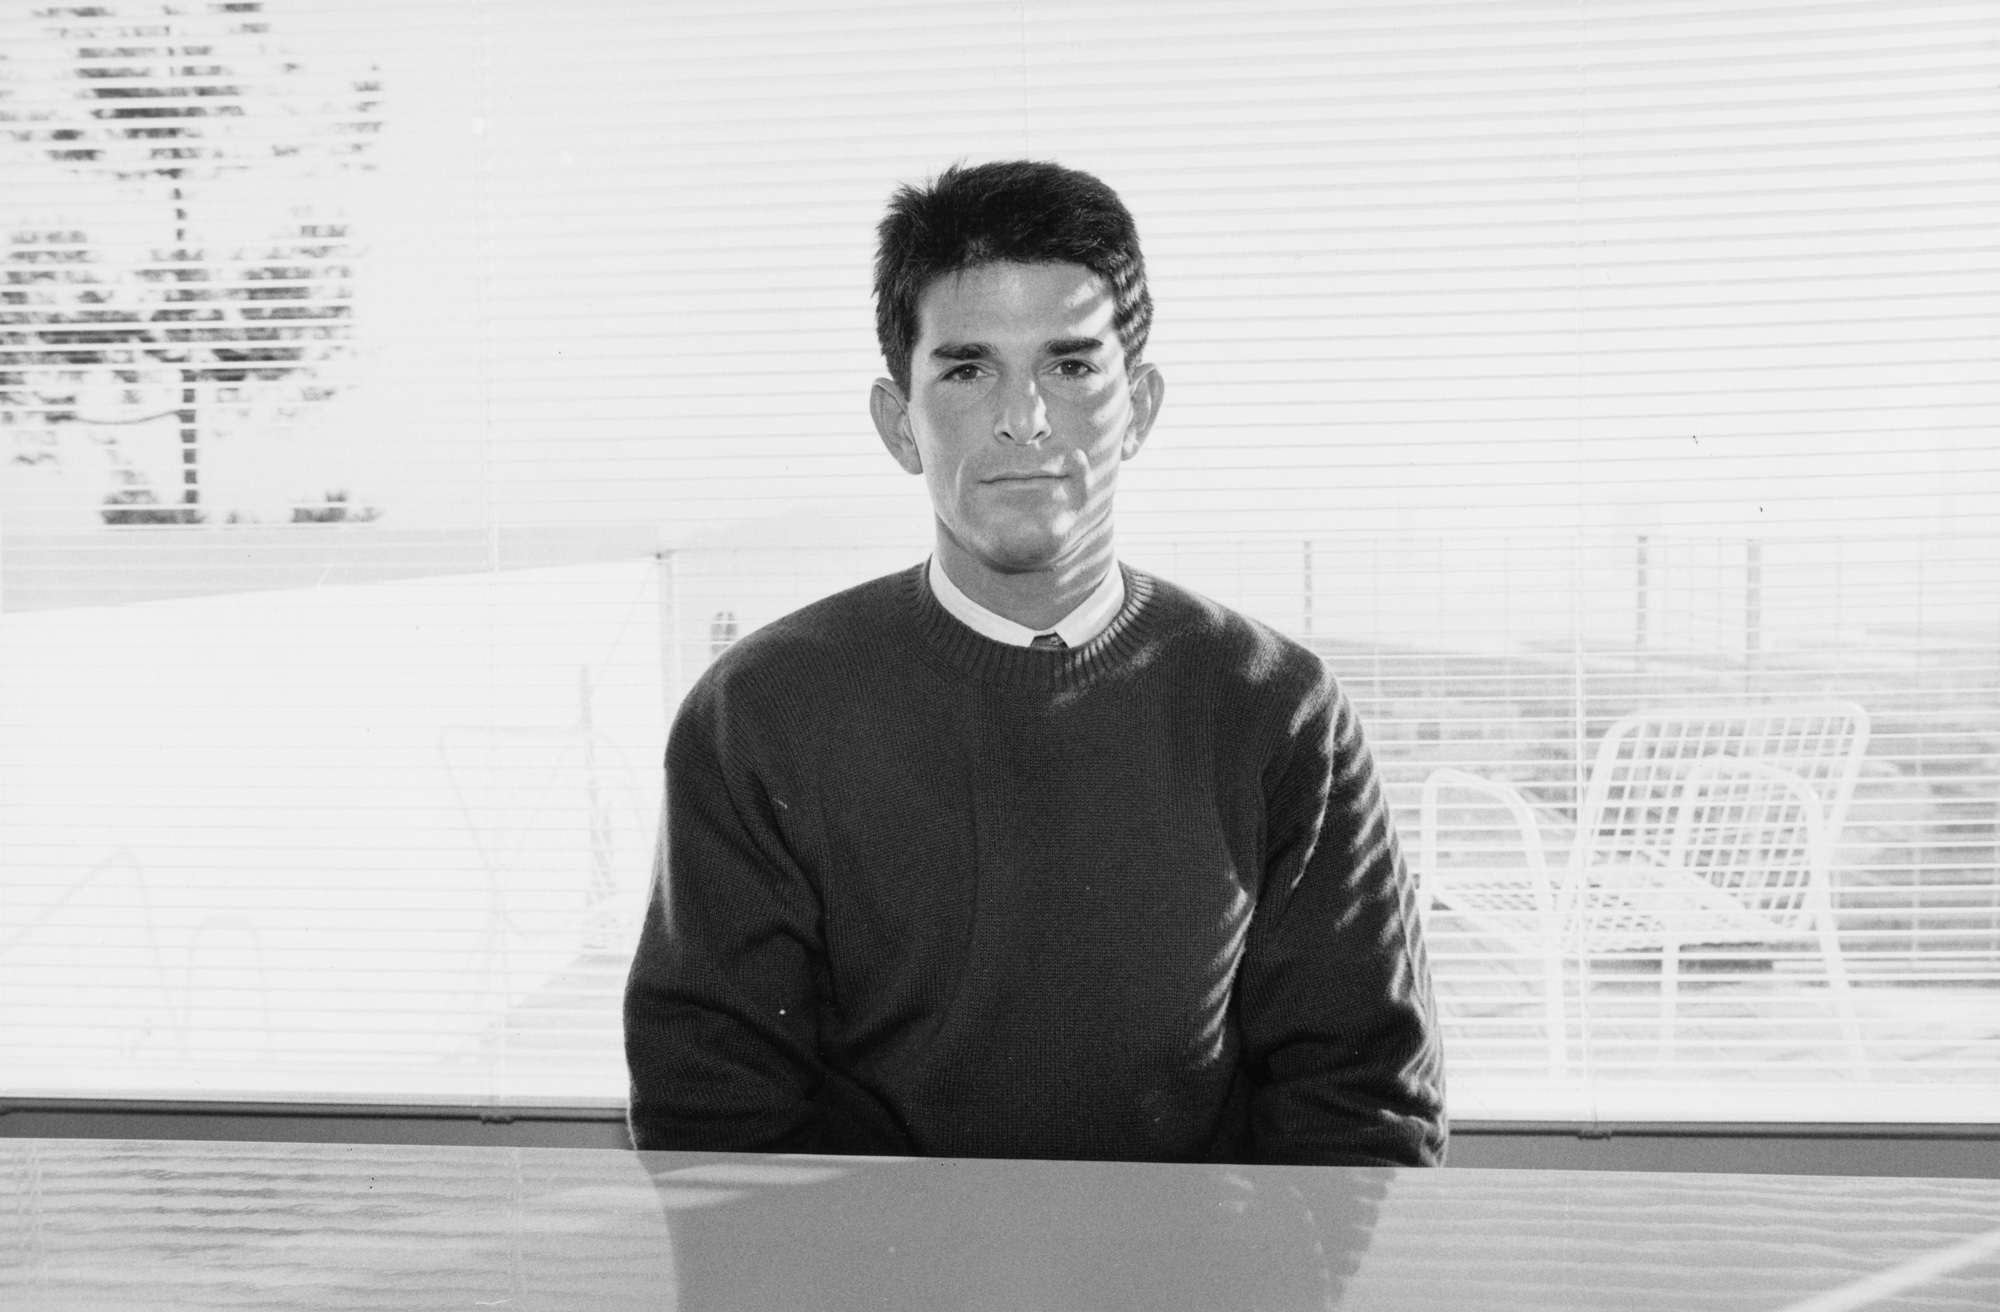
<box><xmin>3</xmin><ymin>0</ymin><xmax>1995</xmax><ymax>1123</ymax></box>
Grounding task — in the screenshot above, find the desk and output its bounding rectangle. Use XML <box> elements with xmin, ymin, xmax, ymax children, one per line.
<box><xmin>4</xmin><ymin>1139</ymin><xmax>1998</xmax><ymax>1309</ymax></box>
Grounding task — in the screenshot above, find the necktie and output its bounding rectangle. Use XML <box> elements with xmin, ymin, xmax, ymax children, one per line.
<box><xmin>1030</xmin><ymin>632</ymin><xmax>1067</xmax><ymax>651</ymax></box>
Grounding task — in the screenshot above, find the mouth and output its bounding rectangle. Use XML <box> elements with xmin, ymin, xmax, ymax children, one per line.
<box><xmin>985</xmin><ymin>471</ymin><xmax>1065</xmax><ymax>484</ymax></box>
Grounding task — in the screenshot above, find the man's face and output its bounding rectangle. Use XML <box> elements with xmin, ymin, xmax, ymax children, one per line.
<box><xmin>871</xmin><ymin>260</ymin><xmax>1163</xmax><ymax>577</ymax></box>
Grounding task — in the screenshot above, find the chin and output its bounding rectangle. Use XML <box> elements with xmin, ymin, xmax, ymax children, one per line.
<box><xmin>973</xmin><ymin>525</ymin><xmax>1073</xmax><ymax>575</ymax></box>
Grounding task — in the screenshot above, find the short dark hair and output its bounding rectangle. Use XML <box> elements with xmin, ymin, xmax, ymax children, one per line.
<box><xmin>873</xmin><ymin>160</ymin><xmax>1153</xmax><ymax>392</ymax></box>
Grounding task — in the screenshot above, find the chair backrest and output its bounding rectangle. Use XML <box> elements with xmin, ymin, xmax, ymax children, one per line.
<box><xmin>438</xmin><ymin>725</ymin><xmax>652</xmax><ymax>956</ymax></box>
<box><xmin>1572</xmin><ymin>700</ymin><xmax>1869</xmax><ymax>873</ymax></box>
<box><xmin>1666</xmin><ymin>755</ymin><xmax>1828</xmax><ymax>931</ymax></box>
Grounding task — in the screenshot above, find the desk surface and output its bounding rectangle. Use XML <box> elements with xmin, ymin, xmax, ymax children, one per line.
<box><xmin>4</xmin><ymin>1139</ymin><xmax>1998</xmax><ymax>1310</ymax></box>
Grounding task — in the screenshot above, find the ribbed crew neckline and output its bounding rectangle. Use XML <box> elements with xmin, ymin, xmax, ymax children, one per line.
<box><xmin>903</xmin><ymin>562</ymin><xmax>1160</xmax><ymax>694</ymax></box>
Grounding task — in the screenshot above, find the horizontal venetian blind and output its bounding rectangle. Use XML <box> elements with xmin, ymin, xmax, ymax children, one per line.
<box><xmin>2</xmin><ymin>0</ymin><xmax>1995</xmax><ymax>1123</ymax></box>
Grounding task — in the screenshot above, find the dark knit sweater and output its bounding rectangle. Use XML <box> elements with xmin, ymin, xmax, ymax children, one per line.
<box><xmin>623</xmin><ymin>563</ymin><xmax>1446</xmax><ymax>1167</ymax></box>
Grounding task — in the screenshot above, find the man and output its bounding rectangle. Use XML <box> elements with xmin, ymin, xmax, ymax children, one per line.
<box><xmin>623</xmin><ymin>160</ymin><xmax>1445</xmax><ymax>1166</ymax></box>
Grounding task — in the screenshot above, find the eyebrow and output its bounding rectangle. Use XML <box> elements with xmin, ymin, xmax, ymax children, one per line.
<box><xmin>929</xmin><ymin>342</ymin><xmax>991</xmax><ymax>362</ymax></box>
<box><xmin>926</xmin><ymin>336</ymin><xmax>1107</xmax><ymax>362</ymax></box>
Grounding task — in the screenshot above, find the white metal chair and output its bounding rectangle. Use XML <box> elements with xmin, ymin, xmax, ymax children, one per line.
<box><xmin>438</xmin><ymin>726</ymin><xmax>652</xmax><ymax>1008</ymax></box>
<box><xmin>1584</xmin><ymin>754</ymin><xmax>1864</xmax><ymax>1071</ymax></box>
<box><xmin>1416</xmin><ymin>769</ymin><xmax>1569</xmax><ymax>1074</ymax></box>
<box><xmin>0</xmin><ymin>849</ymin><xmax>177</xmax><ymax>1065</ymax></box>
<box><xmin>1418</xmin><ymin>700</ymin><xmax>1871</xmax><ymax>1077</ymax></box>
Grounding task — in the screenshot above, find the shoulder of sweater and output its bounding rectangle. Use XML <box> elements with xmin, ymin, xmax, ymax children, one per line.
<box><xmin>1131</xmin><ymin>567</ymin><xmax>1338</xmax><ymax>705</ymax></box>
<box><xmin>687</xmin><ymin>566</ymin><xmax>914</xmax><ymax>697</ymax></box>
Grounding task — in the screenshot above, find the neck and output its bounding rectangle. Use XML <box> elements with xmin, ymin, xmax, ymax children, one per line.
<box><xmin>934</xmin><ymin>526</ymin><xmax>1115</xmax><ymax>632</ymax></box>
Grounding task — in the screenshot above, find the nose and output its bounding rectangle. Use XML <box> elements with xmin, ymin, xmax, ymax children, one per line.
<box><xmin>994</xmin><ymin>374</ymin><xmax>1052</xmax><ymax>446</ymax></box>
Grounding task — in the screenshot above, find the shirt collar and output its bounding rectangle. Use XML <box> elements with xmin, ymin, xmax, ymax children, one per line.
<box><xmin>927</xmin><ymin>554</ymin><xmax>1126</xmax><ymax>649</ymax></box>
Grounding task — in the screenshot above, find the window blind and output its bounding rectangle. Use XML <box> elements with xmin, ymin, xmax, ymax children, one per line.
<box><xmin>2</xmin><ymin>0</ymin><xmax>1995</xmax><ymax>1123</ymax></box>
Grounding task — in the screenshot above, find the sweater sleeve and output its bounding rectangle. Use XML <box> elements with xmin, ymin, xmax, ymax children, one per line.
<box><xmin>1235</xmin><ymin>667</ymin><xmax>1448</xmax><ymax>1167</ymax></box>
<box><xmin>622</xmin><ymin>669</ymin><xmax>840</xmax><ymax>1153</ymax></box>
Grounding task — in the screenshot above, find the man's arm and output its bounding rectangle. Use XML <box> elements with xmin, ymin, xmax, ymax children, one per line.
<box><xmin>1236</xmin><ymin>667</ymin><xmax>1448</xmax><ymax>1167</ymax></box>
<box><xmin>622</xmin><ymin>674</ymin><xmax>831</xmax><ymax>1153</ymax></box>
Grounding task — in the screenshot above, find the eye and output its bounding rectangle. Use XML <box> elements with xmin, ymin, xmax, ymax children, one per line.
<box><xmin>942</xmin><ymin>363</ymin><xmax>984</xmax><ymax>382</ymax></box>
<box><xmin>1052</xmin><ymin>358</ymin><xmax>1096</xmax><ymax>377</ymax></box>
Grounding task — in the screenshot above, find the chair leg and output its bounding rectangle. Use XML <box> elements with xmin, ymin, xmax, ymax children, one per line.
<box><xmin>1818</xmin><ymin>909</ymin><xmax>1868</xmax><ymax>1078</ymax></box>
<box><xmin>1543</xmin><ymin>937</ymin><xmax>1567</xmax><ymax>1080</ymax></box>
<box><xmin>1659</xmin><ymin>937</ymin><xmax>1680</xmax><ymax>1066</ymax></box>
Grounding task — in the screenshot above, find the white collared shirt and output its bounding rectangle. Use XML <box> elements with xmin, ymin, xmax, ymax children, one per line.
<box><xmin>927</xmin><ymin>554</ymin><xmax>1126</xmax><ymax>649</ymax></box>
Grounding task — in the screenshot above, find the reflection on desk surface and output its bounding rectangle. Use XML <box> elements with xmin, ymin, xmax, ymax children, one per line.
<box><xmin>3</xmin><ymin>1139</ymin><xmax>1998</xmax><ymax>1310</ymax></box>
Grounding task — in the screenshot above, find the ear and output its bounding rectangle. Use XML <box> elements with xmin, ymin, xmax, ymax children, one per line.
<box><xmin>870</xmin><ymin>377</ymin><xmax>923</xmax><ymax>475</ymax></box>
<box><xmin>1119</xmin><ymin>362</ymin><xmax>1165</xmax><ymax>461</ymax></box>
